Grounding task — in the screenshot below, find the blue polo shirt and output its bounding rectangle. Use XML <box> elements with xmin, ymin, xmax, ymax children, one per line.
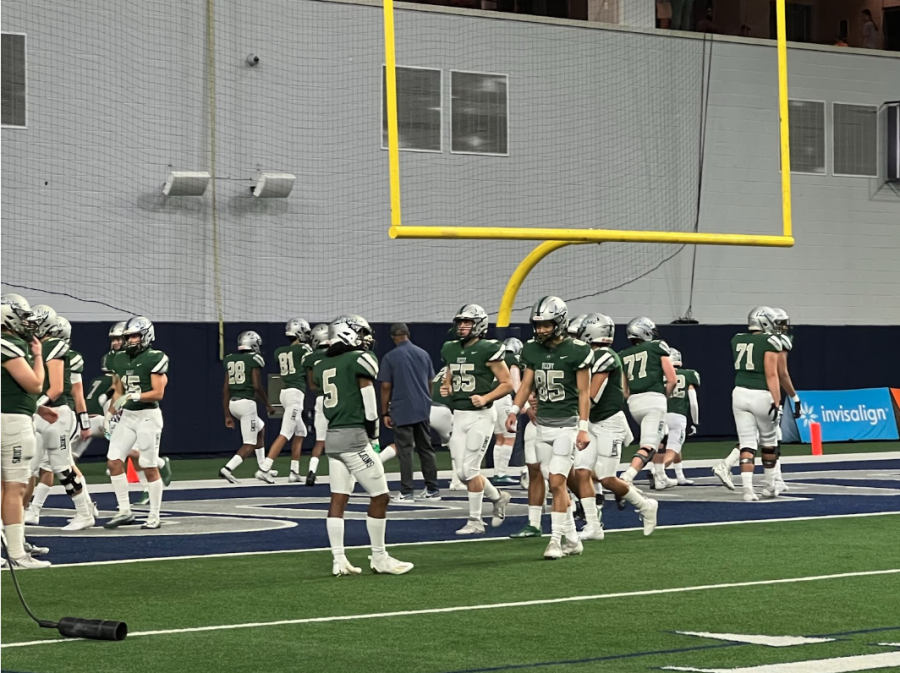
<box><xmin>378</xmin><ymin>340</ymin><xmax>434</xmax><ymax>426</ymax></box>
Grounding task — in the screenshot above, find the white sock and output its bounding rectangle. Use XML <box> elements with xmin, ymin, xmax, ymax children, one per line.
<box><xmin>367</xmin><ymin>516</ymin><xmax>386</xmax><ymax>558</ymax></box>
<box><xmin>674</xmin><ymin>464</ymin><xmax>687</xmax><ymax>480</ymax></box>
<box><xmin>32</xmin><ymin>483</ymin><xmax>52</xmax><ymax>510</ymax></box>
<box><xmin>467</xmin><ymin>490</ymin><xmax>484</xmax><ymax>521</ymax></box>
<box><xmin>563</xmin><ymin>508</ymin><xmax>578</xmax><ymax>541</ymax></box>
<box><xmin>138</xmin><ymin>470</ymin><xmax>148</xmax><ymax>485</ymax></box>
<box><xmin>147</xmin><ymin>479</ymin><xmax>163</xmax><ymax>519</ymax></box>
<box><xmin>654</xmin><ymin>463</ymin><xmax>667</xmax><ymax>480</ymax></box>
<box><xmin>156</xmin><ymin>457</ymin><xmax>165</xmax><ymax>469</ymax></box>
<box><xmin>5</xmin><ymin>522</ymin><xmax>25</xmax><ymax>559</ymax></box>
<box><xmin>741</xmin><ymin>471</ymin><xmax>754</xmax><ymax>491</ymax></box>
<box><xmin>451</xmin><ymin>459</ymin><xmax>460</xmax><ymax>481</ymax></box>
<box><xmin>624</xmin><ymin>486</ymin><xmax>647</xmax><ymax>508</ymax></box>
<box><xmin>764</xmin><ymin>467</ymin><xmax>776</xmax><ymax>489</ymax></box>
<box><xmin>225</xmin><ymin>455</ymin><xmax>242</xmax><ymax>472</ymax></box>
<box><xmin>493</xmin><ymin>443</ymin><xmax>512</xmax><ymax>477</ymax></box>
<box><xmin>255</xmin><ymin>447</ymin><xmax>265</xmax><ymax>468</ymax></box>
<box><xmin>326</xmin><ymin>517</ymin><xmax>345</xmax><ymax>560</ymax></box>
<box><xmin>290</xmin><ymin>459</ymin><xmax>300</xmax><ymax>474</ymax></box>
<box><xmin>528</xmin><ymin>505</ymin><xmax>542</xmax><ymax>529</ymax></box>
<box><xmin>724</xmin><ymin>447</ymin><xmax>741</xmax><ymax>469</ymax></box>
<box><xmin>482</xmin><ymin>479</ymin><xmax>500</xmax><ymax>502</ymax></box>
<box><xmin>774</xmin><ymin>462</ymin><xmax>784</xmax><ymax>483</ymax></box>
<box><xmin>260</xmin><ymin>457</ymin><xmax>274</xmax><ymax>472</ymax></box>
<box><xmin>622</xmin><ymin>466</ymin><xmax>638</xmax><ymax>482</ymax></box>
<box><xmin>379</xmin><ymin>445</ymin><xmax>397</xmax><ymax>463</ymax></box>
<box><xmin>110</xmin><ymin>473</ymin><xmax>131</xmax><ymax>513</ymax></box>
<box><xmin>550</xmin><ymin>511</ymin><xmax>566</xmax><ymax>543</ymax></box>
<box><xmin>583</xmin><ymin>498</ymin><xmax>600</xmax><ymax>528</ymax></box>
<box><xmin>309</xmin><ymin>456</ymin><xmax>320</xmax><ymax>474</ymax></box>
<box><xmin>72</xmin><ymin>490</ymin><xmax>91</xmax><ymax>517</ymax></box>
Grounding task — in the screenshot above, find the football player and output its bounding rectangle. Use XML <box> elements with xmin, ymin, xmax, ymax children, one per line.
<box><xmin>617</xmin><ymin>317</ymin><xmax>677</xmax><ymax>488</ymax></box>
<box><xmin>771</xmin><ymin>307</ymin><xmax>800</xmax><ymax>493</ymax></box>
<box><xmin>313</xmin><ymin>316</ymin><xmax>413</xmax><ymax>576</ymax></box>
<box><xmin>575</xmin><ymin>313</ymin><xmax>658</xmax><ymax>539</ymax></box>
<box><xmin>491</xmin><ymin>337</ymin><xmax>523</xmax><ymax>486</ymax></box>
<box><xmin>662</xmin><ymin>348</ymin><xmax>700</xmax><ymax>486</ymax></box>
<box><xmin>219</xmin><ymin>331</ymin><xmax>274</xmax><ymax>484</ymax></box>
<box><xmin>301</xmin><ymin>323</ymin><xmax>331</xmax><ymax>486</ymax></box>
<box><xmin>257</xmin><ymin>319</ymin><xmax>312</xmax><ymax>484</ymax></box>
<box><xmin>71</xmin><ymin>356</ymin><xmax>115</xmax><ymax>461</ymax></box>
<box><xmin>1</xmin><ymin>294</ymin><xmax>52</xmax><ymax>568</ymax></box>
<box><xmin>430</xmin><ymin>365</ymin><xmax>462</xmax><ymax>490</ymax></box>
<box><xmin>506</xmin><ymin>296</ymin><xmax>593</xmax><ymax>559</ymax></box>
<box><xmin>440</xmin><ymin>305</ymin><xmax>513</xmax><ymax>535</ymax></box>
<box><xmin>104</xmin><ymin>316</ymin><xmax>169</xmax><ymax>529</ymax></box>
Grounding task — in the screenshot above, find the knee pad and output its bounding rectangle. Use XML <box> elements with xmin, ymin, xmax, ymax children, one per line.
<box><xmin>740</xmin><ymin>446</ymin><xmax>758</xmax><ymax>457</ymax></box>
<box><xmin>57</xmin><ymin>468</ymin><xmax>82</xmax><ymax>496</ymax></box>
<box><xmin>761</xmin><ymin>447</ymin><xmax>778</xmax><ymax>468</ymax></box>
<box><xmin>632</xmin><ymin>447</ymin><xmax>656</xmax><ymax>468</ymax></box>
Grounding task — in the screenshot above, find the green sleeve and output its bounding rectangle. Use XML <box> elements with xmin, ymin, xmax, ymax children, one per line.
<box><xmin>352</xmin><ymin>351</ymin><xmax>379</xmax><ymax>380</ymax></box>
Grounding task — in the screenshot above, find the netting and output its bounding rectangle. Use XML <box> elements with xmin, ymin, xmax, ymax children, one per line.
<box><xmin>1</xmin><ymin>0</ymin><xmax>712</xmax><ymax>325</ymax></box>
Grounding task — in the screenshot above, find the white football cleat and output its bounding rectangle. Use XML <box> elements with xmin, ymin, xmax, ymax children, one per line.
<box><xmin>578</xmin><ymin>524</ymin><xmax>605</xmax><ymax>541</ymax></box>
<box><xmin>269</xmin><ymin>469</ymin><xmax>279</xmax><ymax>477</ymax></box>
<box><xmin>639</xmin><ymin>498</ymin><xmax>659</xmax><ymax>536</ymax></box>
<box><xmin>677</xmin><ymin>478</ymin><xmax>695</xmax><ymax>486</ymax></box>
<box><xmin>24</xmin><ymin>541</ymin><xmax>49</xmax><ymax>556</ymax></box>
<box><xmin>448</xmin><ymin>478</ymin><xmax>467</xmax><ymax>491</ymax></box>
<box><xmin>776</xmin><ymin>480</ymin><xmax>789</xmax><ymax>493</ymax></box>
<box><xmin>92</xmin><ymin>501</ymin><xmax>101</xmax><ymax>519</ymax></box>
<box><xmin>141</xmin><ymin>517</ymin><xmax>162</xmax><ymax>530</ymax></box>
<box><xmin>543</xmin><ymin>539</ymin><xmax>564</xmax><ymax>560</ymax></box>
<box><xmin>652</xmin><ymin>479</ymin><xmax>669</xmax><ymax>491</ymax></box>
<box><xmin>62</xmin><ymin>515</ymin><xmax>95</xmax><ymax>531</ymax></box>
<box><xmin>254</xmin><ymin>469</ymin><xmax>275</xmax><ymax>485</ymax></box>
<box><xmin>11</xmin><ymin>554</ymin><xmax>51</xmax><ymax>569</ymax></box>
<box><xmin>288</xmin><ymin>471</ymin><xmax>302</xmax><ymax>483</ymax></box>
<box><xmin>332</xmin><ymin>558</ymin><xmax>362</xmax><ymax>577</ymax></box>
<box><xmin>455</xmin><ymin>519</ymin><xmax>486</xmax><ymax>535</ymax></box>
<box><xmin>103</xmin><ymin>511</ymin><xmax>135</xmax><ymax>529</ymax></box>
<box><xmin>665</xmin><ymin>477</ymin><xmax>679</xmax><ymax>488</ymax></box>
<box><xmin>370</xmin><ymin>554</ymin><xmax>414</xmax><ymax>575</ymax></box>
<box><xmin>490</xmin><ymin>491</ymin><xmax>511</xmax><ymax>527</ymax></box>
<box><xmin>561</xmin><ymin>537</ymin><xmax>584</xmax><ymax>556</ymax></box>
<box><xmin>743</xmin><ymin>490</ymin><xmax>759</xmax><ymax>502</ymax></box>
<box><xmin>24</xmin><ymin>505</ymin><xmax>40</xmax><ymax>526</ymax></box>
<box><xmin>712</xmin><ymin>463</ymin><xmax>736</xmax><ymax>491</ymax></box>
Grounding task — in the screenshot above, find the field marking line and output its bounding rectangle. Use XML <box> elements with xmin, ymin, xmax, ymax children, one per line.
<box><xmin>3</xmin><ymin>568</ymin><xmax>899</xmax><ymax>649</ymax></box>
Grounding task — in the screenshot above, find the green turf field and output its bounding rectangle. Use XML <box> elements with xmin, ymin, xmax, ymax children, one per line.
<box><xmin>3</xmin><ymin>515</ymin><xmax>899</xmax><ymax>673</ymax></box>
<box><xmin>72</xmin><ymin>440</ymin><xmax>900</xmax><ymax>482</ymax></box>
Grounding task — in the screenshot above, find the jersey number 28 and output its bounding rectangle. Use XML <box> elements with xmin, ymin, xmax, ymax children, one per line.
<box><xmin>227</xmin><ymin>361</ymin><xmax>246</xmax><ymax>385</ymax></box>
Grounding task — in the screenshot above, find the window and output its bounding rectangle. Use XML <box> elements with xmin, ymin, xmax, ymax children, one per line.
<box><xmin>769</xmin><ymin>2</ymin><xmax>812</xmax><ymax>42</ymax></box>
<box><xmin>2</xmin><ymin>33</ymin><xmax>26</xmax><ymax>128</ymax></box>
<box><xmin>451</xmin><ymin>71</ymin><xmax>508</xmax><ymax>156</ymax></box>
<box><xmin>788</xmin><ymin>100</ymin><xmax>825</xmax><ymax>174</ymax></box>
<box><xmin>381</xmin><ymin>66</ymin><xmax>441</xmax><ymax>152</ymax></box>
<box><xmin>833</xmin><ymin>103</ymin><xmax>877</xmax><ymax>177</ymax></box>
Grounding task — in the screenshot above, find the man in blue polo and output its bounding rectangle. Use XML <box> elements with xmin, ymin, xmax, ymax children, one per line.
<box><xmin>379</xmin><ymin>323</ymin><xmax>440</xmax><ymax>501</ymax></box>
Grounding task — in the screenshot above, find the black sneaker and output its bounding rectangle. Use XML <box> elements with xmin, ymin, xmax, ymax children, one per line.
<box><xmin>305</xmin><ymin>471</ymin><xmax>317</xmax><ymax>486</ymax></box>
<box><xmin>574</xmin><ymin>500</ymin><xmax>586</xmax><ymax>522</ymax></box>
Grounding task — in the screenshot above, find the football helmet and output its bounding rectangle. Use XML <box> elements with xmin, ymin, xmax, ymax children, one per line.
<box><xmin>771</xmin><ymin>307</ymin><xmax>791</xmax><ymax>336</ymax></box>
<box><xmin>30</xmin><ymin>305</ymin><xmax>58</xmax><ymax>339</ymax></box>
<box><xmin>502</xmin><ymin>337</ymin><xmax>524</xmax><ymax>356</ymax></box>
<box><xmin>567</xmin><ymin>314</ymin><xmax>588</xmax><ymax>337</ymax></box>
<box><xmin>530</xmin><ymin>296</ymin><xmax>568</xmax><ymax>343</ymax></box>
<box><xmin>46</xmin><ymin>316</ymin><xmax>72</xmax><ymax>342</ymax></box>
<box><xmin>123</xmin><ymin>316</ymin><xmax>155</xmax><ymax>355</ymax></box>
<box><xmin>109</xmin><ymin>321</ymin><xmax>127</xmax><ymax>351</ymax></box>
<box><xmin>454</xmin><ymin>304</ymin><xmax>489</xmax><ymax>341</ymax></box>
<box><xmin>285</xmin><ymin>318</ymin><xmax>311</xmax><ymax>343</ymax></box>
<box><xmin>1</xmin><ymin>293</ymin><xmax>35</xmax><ymax>339</ymax></box>
<box><xmin>669</xmin><ymin>348</ymin><xmax>683</xmax><ymax>367</ymax></box>
<box><xmin>330</xmin><ymin>315</ymin><xmax>374</xmax><ymax>351</ymax></box>
<box><xmin>101</xmin><ymin>353</ymin><xmax>112</xmax><ymax>373</ymax></box>
<box><xmin>748</xmin><ymin>306</ymin><xmax>777</xmax><ymax>334</ymax></box>
<box><xmin>310</xmin><ymin>323</ymin><xmax>330</xmax><ymax>350</ymax></box>
<box><xmin>237</xmin><ymin>331</ymin><xmax>262</xmax><ymax>353</ymax></box>
<box><xmin>626</xmin><ymin>316</ymin><xmax>658</xmax><ymax>342</ymax></box>
<box><xmin>579</xmin><ymin>313</ymin><xmax>615</xmax><ymax>345</ymax></box>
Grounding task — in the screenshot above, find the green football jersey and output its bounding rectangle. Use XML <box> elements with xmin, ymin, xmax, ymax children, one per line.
<box><xmin>432</xmin><ymin>366</ymin><xmax>452</xmax><ymax>407</ymax></box>
<box><xmin>302</xmin><ymin>347</ymin><xmax>329</xmax><ymax>397</ymax></box>
<box><xmin>618</xmin><ymin>340</ymin><xmax>671</xmax><ymax>395</ymax></box>
<box><xmin>491</xmin><ymin>350</ymin><xmax>521</xmax><ymax>394</ymax></box>
<box><xmin>588</xmin><ymin>346</ymin><xmax>625</xmax><ymax>423</ymax></box>
<box><xmin>40</xmin><ymin>337</ymin><xmax>71</xmax><ymax>408</ymax></box>
<box><xmin>440</xmin><ymin>338</ymin><xmax>506</xmax><ymax>411</ymax></box>
<box><xmin>780</xmin><ymin>333</ymin><xmax>793</xmax><ymax>352</ymax></box>
<box><xmin>521</xmin><ymin>337</ymin><xmax>593</xmax><ymax>422</ymax></box>
<box><xmin>275</xmin><ymin>343</ymin><xmax>312</xmax><ymax>392</ymax></box>
<box><xmin>312</xmin><ymin>349</ymin><xmax>380</xmax><ymax>430</ymax></box>
<box><xmin>668</xmin><ymin>367</ymin><xmax>700</xmax><ymax>417</ymax></box>
<box><xmin>224</xmin><ymin>351</ymin><xmax>265</xmax><ymax>400</ymax></box>
<box><xmin>120</xmin><ymin>348</ymin><xmax>169</xmax><ymax>410</ymax></box>
<box><xmin>108</xmin><ymin>350</ymin><xmax>128</xmax><ymax>377</ymax></box>
<box><xmin>1</xmin><ymin>333</ymin><xmax>38</xmax><ymax>416</ymax></box>
<box><xmin>65</xmin><ymin>349</ymin><xmax>85</xmax><ymax>410</ymax></box>
<box><xmin>85</xmin><ymin>373</ymin><xmax>114</xmax><ymax>416</ymax></box>
<box><xmin>732</xmin><ymin>332</ymin><xmax>782</xmax><ymax>390</ymax></box>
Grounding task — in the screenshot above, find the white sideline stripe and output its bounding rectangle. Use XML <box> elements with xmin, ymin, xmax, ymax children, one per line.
<box><xmin>21</xmin><ymin>511</ymin><xmax>900</xmax><ymax>569</ymax></box>
<box><xmin>3</xmin><ymin>568</ymin><xmax>899</xmax><ymax>649</ymax></box>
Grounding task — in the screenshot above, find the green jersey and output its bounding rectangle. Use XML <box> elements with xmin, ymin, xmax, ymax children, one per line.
<box><xmin>224</xmin><ymin>351</ymin><xmax>265</xmax><ymax>401</ymax></box>
<box><xmin>119</xmin><ymin>348</ymin><xmax>169</xmax><ymax>410</ymax></box>
<box><xmin>618</xmin><ymin>340</ymin><xmax>671</xmax><ymax>395</ymax></box>
<box><xmin>65</xmin><ymin>349</ymin><xmax>85</xmax><ymax>411</ymax></box>
<box><xmin>732</xmin><ymin>332</ymin><xmax>782</xmax><ymax>390</ymax></box>
<box><xmin>274</xmin><ymin>343</ymin><xmax>312</xmax><ymax>392</ymax></box>
<box><xmin>440</xmin><ymin>338</ymin><xmax>506</xmax><ymax>411</ymax></box>
<box><xmin>668</xmin><ymin>368</ymin><xmax>700</xmax><ymax>418</ymax></box>
<box><xmin>302</xmin><ymin>348</ymin><xmax>329</xmax><ymax>397</ymax></box>
<box><xmin>312</xmin><ymin>349</ymin><xmax>379</xmax><ymax>430</ymax></box>
<box><xmin>521</xmin><ymin>337</ymin><xmax>593</xmax><ymax>423</ymax></box>
<box><xmin>1</xmin><ymin>333</ymin><xmax>37</xmax><ymax>416</ymax></box>
<box><xmin>432</xmin><ymin>366</ymin><xmax>452</xmax><ymax>407</ymax></box>
<box><xmin>491</xmin><ymin>350</ymin><xmax>521</xmax><ymax>395</ymax></box>
<box><xmin>588</xmin><ymin>346</ymin><xmax>624</xmax><ymax>423</ymax></box>
<box><xmin>85</xmin><ymin>373</ymin><xmax>114</xmax><ymax>416</ymax></box>
<box><xmin>41</xmin><ymin>337</ymin><xmax>71</xmax><ymax>408</ymax></box>
<box><xmin>108</xmin><ymin>350</ymin><xmax>128</xmax><ymax>377</ymax></box>
<box><xmin>780</xmin><ymin>333</ymin><xmax>793</xmax><ymax>352</ymax></box>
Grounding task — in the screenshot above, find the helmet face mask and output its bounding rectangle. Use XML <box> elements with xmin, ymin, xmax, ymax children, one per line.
<box><xmin>530</xmin><ymin>296</ymin><xmax>568</xmax><ymax>344</ymax></box>
<box><xmin>578</xmin><ymin>313</ymin><xmax>615</xmax><ymax>345</ymax></box>
<box><xmin>123</xmin><ymin>316</ymin><xmax>155</xmax><ymax>356</ymax></box>
<box><xmin>669</xmin><ymin>348</ymin><xmax>683</xmax><ymax>367</ymax></box>
<box><xmin>109</xmin><ymin>321</ymin><xmax>127</xmax><ymax>351</ymax></box>
<box><xmin>330</xmin><ymin>315</ymin><xmax>374</xmax><ymax>351</ymax></box>
<box><xmin>1</xmin><ymin>293</ymin><xmax>36</xmax><ymax>340</ymax></box>
<box><xmin>453</xmin><ymin>304</ymin><xmax>489</xmax><ymax>342</ymax></box>
<box><xmin>237</xmin><ymin>331</ymin><xmax>263</xmax><ymax>354</ymax></box>
<box><xmin>771</xmin><ymin>308</ymin><xmax>791</xmax><ymax>336</ymax></box>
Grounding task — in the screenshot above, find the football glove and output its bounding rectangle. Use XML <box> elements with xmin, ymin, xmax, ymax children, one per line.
<box><xmin>370</xmin><ymin>439</ymin><xmax>381</xmax><ymax>454</ymax></box>
<box><xmin>688</xmin><ymin>425</ymin><xmax>698</xmax><ymax>437</ymax></box>
<box><xmin>768</xmin><ymin>402</ymin><xmax>780</xmax><ymax>421</ymax></box>
<box><xmin>792</xmin><ymin>398</ymin><xmax>802</xmax><ymax>419</ymax></box>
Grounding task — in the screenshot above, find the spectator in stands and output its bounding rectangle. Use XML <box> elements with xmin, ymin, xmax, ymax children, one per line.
<box><xmin>671</xmin><ymin>0</ymin><xmax>693</xmax><ymax>31</ymax></box>
<box><xmin>378</xmin><ymin>323</ymin><xmax>440</xmax><ymax>501</ymax></box>
<box><xmin>657</xmin><ymin>0</ymin><xmax>672</xmax><ymax>29</ymax></box>
<box><xmin>696</xmin><ymin>6</ymin><xmax>718</xmax><ymax>34</ymax></box>
<box><xmin>834</xmin><ymin>35</ymin><xmax>849</xmax><ymax>47</ymax></box>
<box><xmin>862</xmin><ymin>10</ymin><xmax>880</xmax><ymax>49</ymax></box>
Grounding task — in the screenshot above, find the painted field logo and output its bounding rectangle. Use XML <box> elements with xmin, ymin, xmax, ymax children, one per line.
<box><xmin>793</xmin><ymin>388</ymin><xmax>900</xmax><ymax>443</ymax></box>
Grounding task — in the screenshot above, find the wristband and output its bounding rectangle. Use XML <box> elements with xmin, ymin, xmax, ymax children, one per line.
<box><xmin>509</xmin><ymin>404</ymin><xmax>520</xmax><ymax>416</ymax></box>
<box><xmin>791</xmin><ymin>395</ymin><xmax>800</xmax><ymax>403</ymax></box>
<box><xmin>78</xmin><ymin>412</ymin><xmax>91</xmax><ymax>431</ymax></box>
<box><xmin>578</xmin><ymin>420</ymin><xmax>589</xmax><ymax>432</ymax></box>
<box><xmin>37</xmin><ymin>395</ymin><xmax>50</xmax><ymax>407</ymax></box>
<box><xmin>129</xmin><ymin>391</ymin><xmax>142</xmax><ymax>402</ymax></box>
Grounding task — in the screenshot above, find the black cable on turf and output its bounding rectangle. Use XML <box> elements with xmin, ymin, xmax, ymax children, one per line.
<box><xmin>1</xmin><ymin>539</ymin><xmax>128</xmax><ymax>641</ymax></box>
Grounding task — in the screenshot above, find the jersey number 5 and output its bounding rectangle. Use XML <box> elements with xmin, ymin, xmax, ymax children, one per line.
<box><xmin>323</xmin><ymin>368</ymin><xmax>339</xmax><ymax>409</ymax></box>
<box><xmin>734</xmin><ymin>343</ymin><xmax>755</xmax><ymax>370</ymax></box>
<box><xmin>227</xmin><ymin>361</ymin><xmax>246</xmax><ymax>385</ymax></box>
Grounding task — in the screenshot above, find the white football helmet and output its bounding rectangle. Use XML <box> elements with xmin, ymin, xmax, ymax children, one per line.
<box><xmin>330</xmin><ymin>315</ymin><xmax>374</xmax><ymax>351</ymax></box>
<box><xmin>310</xmin><ymin>323</ymin><xmax>330</xmax><ymax>350</ymax></box>
<box><xmin>530</xmin><ymin>296</ymin><xmax>568</xmax><ymax>343</ymax></box>
<box><xmin>567</xmin><ymin>314</ymin><xmax>588</xmax><ymax>337</ymax></box>
<box><xmin>1</xmin><ymin>293</ymin><xmax>35</xmax><ymax>339</ymax></box>
<box><xmin>46</xmin><ymin>316</ymin><xmax>72</xmax><ymax>342</ymax></box>
<box><xmin>30</xmin><ymin>305</ymin><xmax>58</xmax><ymax>339</ymax></box>
<box><xmin>669</xmin><ymin>348</ymin><xmax>683</xmax><ymax>367</ymax></box>
<box><xmin>579</xmin><ymin>313</ymin><xmax>615</xmax><ymax>345</ymax></box>
<box><xmin>123</xmin><ymin>316</ymin><xmax>155</xmax><ymax>355</ymax></box>
<box><xmin>237</xmin><ymin>330</ymin><xmax>262</xmax><ymax>353</ymax></box>
<box><xmin>626</xmin><ymin>316</ymin><xmax>657</xmax><ymax>342</ymax></box>
<box><xmin>771</xmin><ymin>307</ymin><xmax>791</xmax><ymax>335</ymax></box>
<box><xmin>285</xmin><ymin>318</ymin><xmax>311</xmax><ymax>343</ymax></box>
<box><xmin>454</xmin><ymin>304</ymin><xmax>489</xmax><ymax>341</ymax></box>
<box><xmin>502</xmin><ymin>337</ymin><xmax>524</xmax><ymax>356</ymax></box>
<box><xmin>748</xmin><ymin>307</ymin><xmax>777</xmax><ymax>334</ymax></box>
